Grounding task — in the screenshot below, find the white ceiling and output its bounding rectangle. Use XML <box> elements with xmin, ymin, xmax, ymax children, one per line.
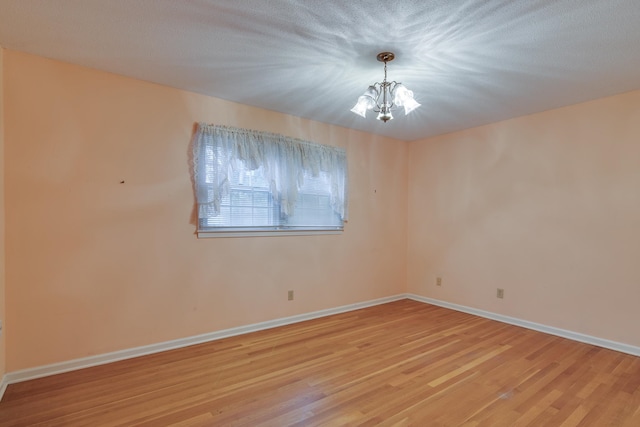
<box><xmin>1</xmin><ymin>0</ymin><xmax>639</xmax><ymax>141</ymax></box>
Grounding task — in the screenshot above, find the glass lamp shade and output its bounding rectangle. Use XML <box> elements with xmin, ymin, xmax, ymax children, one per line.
<box><xmin>401</xmin><ymin>97</ymin><xmax>420</xmax><ymax>115</ymax></box>
<box><xmin>350</xmin><ymin>96</ymin><xmax>370</xmax><ymax>118</ymax></box>
<box><xmin>393</xmin><ymin>84</ymin><xmax>421</xmax><ymax>115</ymax></box>
<box><xmin>363</xmin><ymin>85</ymin><xmax>379</xmax><ymax>99</ymax></box>
<box><xmin>351</xmin><ymin>95</ymin><xmax>373</xmax><ymax>118</ymax></box>
<box><xmin>351</xmin><ymin>86</ymin><xmax>378</xmax><ymax>118</ymax></box>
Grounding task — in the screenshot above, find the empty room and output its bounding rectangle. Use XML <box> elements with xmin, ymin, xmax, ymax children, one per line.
<box><xmin>0</xmin><ymin>1</ymin><xmax>638</xmax><ymax>426</ymax></box>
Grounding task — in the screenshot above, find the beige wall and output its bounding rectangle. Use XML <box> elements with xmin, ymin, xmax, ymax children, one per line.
<box><xmin>3</xmin><ymin>47</ymin><xmax>639</xmax><ymax>374</ymax></box>
<box><xmin>408</xmin><ymin>90</ymin><xmax>640</xmax><ymax>347</ymax></box>
<box><xmin>0</xmin><ymin>47</ymin><xmax>6</xmax><ymax>379</ymax></box>
<box><xmin>4</xmin><ymin>50</ymin><xmax>408</xmax><ymax>371</ymax></box>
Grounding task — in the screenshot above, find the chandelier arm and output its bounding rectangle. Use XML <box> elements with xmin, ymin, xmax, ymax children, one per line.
<box><xmin>370</xmin><ymin>82</ymin><xmax>402</xmax><ymax>112</ymax></box>
<box><xmin>388</xmin><ymin>81</ymin><xmax>400</xmax><ymax>109</ymax></box>
<box><xmin>370</xmin><ymin>82</ymin><xmax>383</xmax><ymax>113</ymax></box>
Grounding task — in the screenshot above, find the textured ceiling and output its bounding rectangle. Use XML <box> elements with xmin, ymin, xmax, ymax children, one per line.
<box><xmin>1</xmin><ymin>0</ymin><xmax>639</xmax><ymax>141</ymax></box>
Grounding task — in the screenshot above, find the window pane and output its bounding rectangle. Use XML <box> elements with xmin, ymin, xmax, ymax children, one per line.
<box><xmin>202</xmin><ymin>167</ymin><xmax>342</xmax><ymax>229</ymax></box>
<box><xmin>231</xmin><ymin>190</ymin><xmax>253</xmax><ymax>206</ymax></box>
<box><xmin>230</xmin><ymin>207</ymin><xmax>253</xmax><ymax>226</ymax></box>
<box><xmin>253</xmin><ymin>207</ymin><xmax>271</xmax><ymax>224</ymax></box>
<box><xmin>282</xmin><ymin>171</ymin><xmax>342</xmax><ymax>227</ymax></box>
<box><xmin>254</xmin><ymin>191</ymin><xmax>269</xmax><ymax>207</ymax></box>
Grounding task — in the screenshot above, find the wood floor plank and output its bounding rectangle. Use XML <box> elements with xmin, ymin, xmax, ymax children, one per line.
<box><xmin>0</xmin><ymin>299</ymin><xmax>638</xmax><ymax>426</ymax></box>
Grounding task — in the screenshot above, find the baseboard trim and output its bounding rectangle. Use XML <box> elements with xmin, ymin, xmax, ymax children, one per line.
<box><xmin>0</xmin><ymin>375</ymin><xmax>7</xmax><ymax>402</ymax></box>
<box><xmin>4</xmin><ymin>294</ymin><xmax>405</xmax><ymax>388</ymax></box>
<box><xmin>407</xmin><ymin>294</ymin><xmax>640</xmax><ymax>357</ymax></box>
<box><xmin>5</xmin><ymin>293</ymin><xmax>639</xmax><ymax>397</ymax></box>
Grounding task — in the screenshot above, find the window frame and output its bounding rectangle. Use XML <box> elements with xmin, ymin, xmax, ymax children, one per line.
<box><xmin>193</xmin><ymin>124</ymin><xmax>347</xmax><ymax>238</ymax></box>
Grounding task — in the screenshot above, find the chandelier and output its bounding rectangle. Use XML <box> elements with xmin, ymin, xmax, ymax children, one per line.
<box><xmin>351</xmin><ymin>52</ymin><xmax>420</xmax><ymax>122</ymax></box>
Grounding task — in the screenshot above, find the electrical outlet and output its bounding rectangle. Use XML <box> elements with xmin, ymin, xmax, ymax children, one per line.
<box><xmin>436</xmin><ymin>277</ymin><xmax>442</xmax><ymax>286</ymax></box>
<box><xmin>497</xmin><ymin>288</ymin><xmax>504</xmax><ymax>299</ymax></box>
<box><xmin>288</xmin><ymin>290</ymin><xmax>294</xmax><ymax>301</ymax></box>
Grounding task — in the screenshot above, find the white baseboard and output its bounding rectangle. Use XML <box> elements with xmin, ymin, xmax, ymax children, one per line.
<box><xmin>406</xmin><ymin>294</ymin><xmax>640</xmax><ymax>357</ymax></box>
<box><xmin>4</xmin><ymin>294</ymin><xmax>405</xmax><ymax>388</ymax></box>
<box><xmin>0</xmin><ymin>374</ymin><xmax>7</xmax><ymax>402</ymax></box>
<box><xmin>4</xmin><ymin>293</ymin><xmax>639</xmax><ymax>400</ymax></box>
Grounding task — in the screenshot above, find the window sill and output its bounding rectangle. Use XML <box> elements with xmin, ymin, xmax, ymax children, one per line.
<box><xmin>197</xmin><ymin>229</ymin><xmax>343</xmax><ymax>238</ymax></box>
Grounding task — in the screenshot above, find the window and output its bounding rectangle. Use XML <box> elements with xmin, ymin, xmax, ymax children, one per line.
<box><xmin>193</xmin><ymin>124</ymin><xmax>348</xmax><ymax>237</ymax></box>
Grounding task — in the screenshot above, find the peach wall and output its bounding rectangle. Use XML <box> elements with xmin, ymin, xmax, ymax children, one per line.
<box><xmin>4</xmin><ymin>50</ymin><xmax>408</xmax><ymax>371</ymax></box>
<box><xmin>408</xmin><ymin>90</ymin><xmax>640</xmax><ymax>347</ymax></box>
<box><xmin>0</xmin><ymin>47</ymin><xmax>6</xmax><ymax>379</ymax></box>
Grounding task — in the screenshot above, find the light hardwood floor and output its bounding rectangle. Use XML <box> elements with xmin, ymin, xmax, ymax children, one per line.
<box><xmin>1</xmin><ymin>299</ymin><xmax>639</xmax><ymax>426</ymax></box>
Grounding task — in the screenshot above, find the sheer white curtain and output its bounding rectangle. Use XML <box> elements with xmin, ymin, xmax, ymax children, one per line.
<box><xmin>193</xmin><ymin>123</ymin><xmax>348</xmax><ymax>223</ymax></box>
